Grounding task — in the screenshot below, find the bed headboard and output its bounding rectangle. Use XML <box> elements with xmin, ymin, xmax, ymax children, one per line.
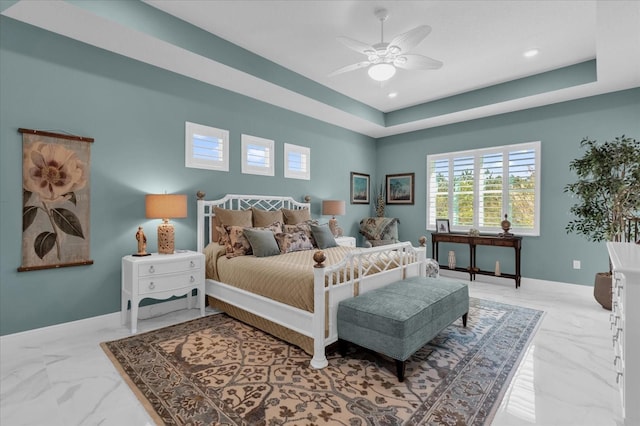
<box><xmin>196</xmin><ymin>192</ymin><xmax>311</xmax><ymax>252</ymax></box>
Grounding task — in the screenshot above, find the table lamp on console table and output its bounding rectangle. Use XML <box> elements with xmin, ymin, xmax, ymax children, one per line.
<box><xmin>145</xmin><ymin>193</ymin><xmax>187</xmax><ymax>254</ymax></box>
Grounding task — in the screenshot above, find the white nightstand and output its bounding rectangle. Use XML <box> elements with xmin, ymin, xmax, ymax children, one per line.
<box><xmin>335</xmin><ymin>236</ymin><xmax>356</xmax><ymax>247</ymax></box>
<box><xmin>121</xmin><ymin>250</ymin><xmax>205</xmax><ymax>333</ymax></box>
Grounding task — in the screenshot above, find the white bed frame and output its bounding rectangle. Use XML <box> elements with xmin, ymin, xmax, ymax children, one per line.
<box><xmin>196</xmin><ymin>193</ymin><xmax>427</xmax><ymax>369</ymax></box>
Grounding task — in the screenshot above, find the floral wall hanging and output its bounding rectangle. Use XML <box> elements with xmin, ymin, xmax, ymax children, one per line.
<box><xmin>18</xmin><ymin>128</ymin><xmax>94</xmax><ymax>272</ymax></box>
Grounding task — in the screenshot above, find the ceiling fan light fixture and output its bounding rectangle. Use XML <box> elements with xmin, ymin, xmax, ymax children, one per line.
<box><xmin>368</xmin><ymin>63</ymin><xmax>396</xmax><ymax>81</ymax></box>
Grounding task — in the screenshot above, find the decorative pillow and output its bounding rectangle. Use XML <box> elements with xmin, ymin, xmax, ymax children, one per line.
<box><xmin>223</xmin><ymin>221</ymin><xmax>283</xmax><ymax>258</ymax></box>
<box><xmin>224</xmin><ymin>225</ymin><xmax>252</xmax><ymax>258</ymax></box>
<box><xmin>213</xmin><ymin>207</ymin><xmax>252</xmax><ymax>244</ymax></box>
<box><xmin>275</xmin><ymin>231</ymin><xmax>315</xmax><ymax>254</ymax></box>
<box><xmin>224</xmin><ymin>226</ymin><xmax>252</xmax><ymax>259</ymax></box>
<box><xmin>243</xmin><ymin>228</ymin><xmax>281</xmax><ymax>257</ymax></box>
<box><xmin>252</xmin><ymin>208</ymin><xmax>284</xmax><ymax>228</ymax></box>
<box><xmin>310</xmin><ymin>223</ymin><xmax>337</xmax><ymax>249</ymax></box>
<box><xmin>281</xmin><ymin>208</ymin><xmax>311</xmax><ymax>225</ymax></box>
<box><xmin>284</xmin><ymin>220</ymin><xmax>318</xmax><ymax>247</ymax></box>
<box><xmin>216</xmin><ymin>225</ymin><xmax>230</xmax><ymax>246</ymax></box>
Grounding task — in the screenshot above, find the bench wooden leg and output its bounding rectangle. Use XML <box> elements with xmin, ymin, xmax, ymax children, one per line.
<box><xmin>462</xmin><ymin>312</ymin><xmax>468</xmax><ymax>327</ymax></box>
<box><xmin>396</xmin><ymin>359</ymin><xmax>406</xmax><ymax>382</ymax></box>
<box><xmin>338</xmin><ymin>339</ymin><xmax>348</xmax><ymax>357</ymax></box>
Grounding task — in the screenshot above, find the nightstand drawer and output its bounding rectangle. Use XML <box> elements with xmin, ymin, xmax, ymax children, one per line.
<box><xmin>138</xmin><ymin>257</ymin><xmax>202</xmax><ymax>276</ymax></box>
<box><xmin>138</xmin><ymin>272</ymin><xmax>201</xmax><ymax>295</ymax></box>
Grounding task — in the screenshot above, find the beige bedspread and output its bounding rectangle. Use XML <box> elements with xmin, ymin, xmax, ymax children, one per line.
<box><xmin>204</xmin><ymin>243</ymin><xmax>356</xmax><ymax>312</ymax></box>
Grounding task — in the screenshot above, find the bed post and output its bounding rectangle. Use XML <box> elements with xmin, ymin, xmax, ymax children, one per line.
<box><xmin>417</xmin><ymin>236</ymin><xmax>428</xmax><ymax>277</ymax></box>
<box><xmin>310</xmin><ymin>251</ymin><xmax>329</xmax><ymax>369</ymax></box>
<box><xmin>196</xmin><ymin>191</ymin><xmax>205</xmax><ymax>253</ymax></box>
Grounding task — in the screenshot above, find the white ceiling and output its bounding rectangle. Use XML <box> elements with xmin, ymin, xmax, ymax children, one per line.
<box><xmin>3</xmin><ymin>0</ymin><xmax>639</xmax><ymax>137</ymax></box>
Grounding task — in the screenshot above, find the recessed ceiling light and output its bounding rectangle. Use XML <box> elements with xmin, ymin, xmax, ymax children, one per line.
<box><xmin>388</xmin><ymin>92</ymin><xmax>398</xmax><ymax>98</ymax></box>
<box><xmin>524</xmin><ymin>48</ymin><xmax>539</xmax><ymax>58</ymax></box>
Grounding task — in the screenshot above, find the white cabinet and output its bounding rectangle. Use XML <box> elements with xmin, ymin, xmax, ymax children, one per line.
<box><xmin>607</xmin><ymin>242</ymin><xmax>640</xmax><ymax>425</ymax></box>
<box><xmin>335</xmin><ymin>236</ymin><xmax>356</xmax><ymax>247</ymax></box>
<box><xmin>121</xmin><ymin>250</ymin><xmax>205</xmax><ymax>333</ymax></box>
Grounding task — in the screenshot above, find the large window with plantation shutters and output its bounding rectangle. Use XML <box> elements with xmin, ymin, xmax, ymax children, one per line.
<box><xmin>426</xmin><ymin>141</ymin><xmax>541</xmax><ymax>236</ymax></box>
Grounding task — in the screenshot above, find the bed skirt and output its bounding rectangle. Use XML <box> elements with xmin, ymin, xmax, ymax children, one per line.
<box><xmin>208</xmin><ymin>296</ymin><xmax>315</xmax><ymax>355</ymax></box>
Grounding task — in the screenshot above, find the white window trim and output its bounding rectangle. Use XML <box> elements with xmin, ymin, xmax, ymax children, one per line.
<box><xmin>184</xmin><ymin>121</ymin><xmax>229</xmax><ymax>171</ymax></box>
<box><xmin>426</xmin><ymin>141</ymin><xmax>541</xmax><ymax>236</ymax></box>
<box><xmin>284</xmin><ymin>143</ymin><xmax>310</xmax><ymax>180</ymax></box>
<box><xmin>241</xmin><ymin>134</ymin><xmax>274</xmax><ymax>176</ymax></box>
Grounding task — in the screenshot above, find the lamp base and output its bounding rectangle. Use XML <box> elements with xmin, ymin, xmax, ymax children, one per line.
<box><xmin>157</xmin><ymin>221</ymin><xmax>175</xmax><ymax>254</ymax></box>
<box><xmin>328</xmin><ymin>217</ymin><xmax>343</xmax><ymax>237</ymax></box>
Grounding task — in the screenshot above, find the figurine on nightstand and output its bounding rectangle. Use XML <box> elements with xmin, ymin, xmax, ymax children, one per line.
<box><xmin>134</xmin><ymin>226</ymin><xmax>151</xmax><ymax>256</ymax></box>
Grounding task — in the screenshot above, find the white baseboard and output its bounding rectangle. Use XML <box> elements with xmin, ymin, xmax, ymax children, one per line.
<box><xmin>0</xmin><ymin>298</ymin><xmax>193</xmax><ymax>346</ymax></box>
<box><xmin>439</xmin><ymin>269</ymin><xmax>589</xmax><ymax>289</ymax></box>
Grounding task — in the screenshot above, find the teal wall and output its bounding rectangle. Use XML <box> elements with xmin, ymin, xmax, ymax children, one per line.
<box><xmin>1</xmin><ymin>16</ymin><xmax>639</xmax><ymax>336</ymax></box>
<box><xmin>0</xmin><ymin>17</ymin><xmax>376</xmax><ymax>335</ymax></box>
<box><xmin>378</xmin><ymin>88</ymin><xmax>640</xmax><ymax>285</ymax></box>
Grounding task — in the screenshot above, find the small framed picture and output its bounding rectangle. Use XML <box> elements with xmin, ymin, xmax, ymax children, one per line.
<box><xmin>436</xmin><ymin>219</ymin><xmax>450</xmax><ymax>233</ymax></box>
<box><xmin>385</xmin><ymin>172</ymin><xmax>415</xmax><ymax>205</ymax></box>
<box><xmin>350</xmin><ymin>172</ymin><xmax>370</xmax><ymax>204</ymax></box>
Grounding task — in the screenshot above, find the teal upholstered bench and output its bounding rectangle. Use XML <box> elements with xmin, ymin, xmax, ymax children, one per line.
<box><xmin>337</xmin><ymin>276</ymin><xmax>469</xmax><ymax>381</ymax></box>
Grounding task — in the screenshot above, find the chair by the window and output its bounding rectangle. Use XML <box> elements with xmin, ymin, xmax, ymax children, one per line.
<box><xmin>359</xmin><ymin>217</ymin><xmax>400</xmax><ymax>247</ymax></box>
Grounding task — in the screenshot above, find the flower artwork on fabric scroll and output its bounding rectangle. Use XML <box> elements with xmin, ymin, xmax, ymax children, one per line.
<box><xmin>19</xmin><ymin>129</ymin><xmax>93</xmax><ymax>271</ymax></box>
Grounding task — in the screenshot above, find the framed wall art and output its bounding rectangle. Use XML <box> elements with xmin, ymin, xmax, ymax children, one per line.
<box><xmin>386</xmin><ymin>172</ymin><xmax>415</xmax><ymax>205</ymax></box>
<box><xmin>18</xmin><ymin>128</ymin><xmax>94</xmax><ymax>272</ymax></box>
<box><xmin>350</xmin><ymin>172</ymin><xmax>370</xmax><ymax>204</ymax></box>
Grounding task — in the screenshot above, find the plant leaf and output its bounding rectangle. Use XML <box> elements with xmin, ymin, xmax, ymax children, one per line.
<box><xmin>64</xmin><ymin>192</ymin><xmax>77</xmax><ymax>206</ymax></box>
<box><xmin>51</xmin><ymin>208</ymin><xmax>85</xmax><ymax>239</ymax></box>
<box><xmin>34</xmin><ymin>232</ymin><xmax>56</xmax><ymax>259</ymax></box>
<box><xmin>23</xmin><ymin>190</ymin><xmax>32</xmax><ymax>206</ymax></box>
<box><xmin>23</xmin><ymin>205</ymin><xmax>38</xmax><ymax>231</ymax></box>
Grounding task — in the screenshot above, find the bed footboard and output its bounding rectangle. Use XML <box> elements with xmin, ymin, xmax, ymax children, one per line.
<box><xmin>310</xmin><ymin>242</ymin><xmax>426</xmax><ymax>368</ymax></box>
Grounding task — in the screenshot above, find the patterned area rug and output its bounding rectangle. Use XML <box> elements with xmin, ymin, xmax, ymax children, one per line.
<box><xmin>101</xmin><ymin>298</ymin><xmax>543</xmax><ymax>425</ymax></box>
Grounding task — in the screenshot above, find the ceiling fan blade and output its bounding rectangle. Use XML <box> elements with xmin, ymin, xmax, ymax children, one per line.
<box><xmin>394</xmin><ymin>54</ymin><xmax>443</xmax><ymax>70</ymax></box>
<box><xmin>388</xmin><ymin>25</ymin><xmax>432</xmax><ymax>53</ymax></box>
<box><xmin>336</xmin><ymin>36</ymin><xmax>375</xmax><ymax>55</ymax></box>
<box><xmin>328</xmin><ymin>61</ymin><xmax>371</xmax><ymax>77</ymax></box>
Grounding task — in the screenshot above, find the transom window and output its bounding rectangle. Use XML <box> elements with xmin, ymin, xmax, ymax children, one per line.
<box><xmin>184</xmin><ymin>121</ymin><xmax>229</xmax><ymax>171</ymax></box>
<box><xmin>426</xmin><ymin>141</ymin><xmax>541</xmax><ymax>236</ymax></box>
<box><xmin>284</xmin><ymin>143</ymin><xmax>310</xmax><ymax>180</ymax></box>
<box><xmin>241</xmin><ymin>134</ymin><xmax>274</xmax><ymax>176</ymax></box>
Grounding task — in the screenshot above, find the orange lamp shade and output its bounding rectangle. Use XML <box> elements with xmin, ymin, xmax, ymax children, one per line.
<box><xmin>322</xmin><ymin>200</ymin><xmax>346</xmax><ymax>217</ymax></box>
<box><xmin>145</xmin><ymin>194</ymin><xmax>188</xmax><ymax>219</ymax></box>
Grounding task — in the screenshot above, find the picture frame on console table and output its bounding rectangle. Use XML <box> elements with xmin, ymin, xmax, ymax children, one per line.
<box><xmin>436</xmin><ymin>218</ymin><xmax>450</xmax><ymax>233</ymax></box>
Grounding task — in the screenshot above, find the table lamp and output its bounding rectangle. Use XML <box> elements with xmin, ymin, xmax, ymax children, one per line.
<box><xmin>322</xmin><ymin>200</ymin><xmax>345</xmax><ymax>237</ymax></box>
<box><xmin>145</xmin><ymin>194</ymin><xmax>187</xmax><ymax>254</ymax></box>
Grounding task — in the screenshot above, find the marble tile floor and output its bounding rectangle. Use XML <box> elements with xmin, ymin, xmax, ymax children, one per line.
<box><xmin>1</xmin><ymin>277</ymin><xmax>622</xmax><ymax>426</ymax></box>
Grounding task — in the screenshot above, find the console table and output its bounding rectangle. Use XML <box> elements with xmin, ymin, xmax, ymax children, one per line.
<box><xmin>431</xmin><ymin>233</ymin><xmax>522</xmax><ymax>288</ymax></box>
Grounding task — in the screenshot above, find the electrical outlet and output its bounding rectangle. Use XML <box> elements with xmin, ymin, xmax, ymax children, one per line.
<box><xmin>573</xmin><ymin>260</ymin><xmax>581</xmax><ymax>269</ymax></box>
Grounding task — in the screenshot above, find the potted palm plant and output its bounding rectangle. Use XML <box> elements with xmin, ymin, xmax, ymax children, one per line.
<box><xmin>564</xmin><ymin>135</ymin><xmax>640</xmax><ymax>309</ymax></box>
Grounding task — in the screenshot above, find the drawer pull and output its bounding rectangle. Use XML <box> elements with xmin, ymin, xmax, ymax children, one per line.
<box><xmin>190</xmin><ymin>275</ymin><xmax>195</xmax><ymax>283</ymax></box>
<box><xmin>149</xmin><ymin>265</ymin><xmax>155</xmax><ymax>273</ymax></box>
<box><xmin>616</xmin><ymin>372</ymin><xmax>623</xmax><ymax>384</ymax></box>
<box><xmin>149</xmin><ymin>282</ymin><xmax>155</xmax><ymax>290</ymax></box>
<box><xmin>190</xmin><ymin>260</ymin><xmax>195</xmax><ymax>268</ymax></box>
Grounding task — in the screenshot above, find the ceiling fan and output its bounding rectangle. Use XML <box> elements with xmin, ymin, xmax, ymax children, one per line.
<box><xmin>330</xmin><ymin>8</ymin><xmax>443</xmax><ymax>82</ymax></box>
